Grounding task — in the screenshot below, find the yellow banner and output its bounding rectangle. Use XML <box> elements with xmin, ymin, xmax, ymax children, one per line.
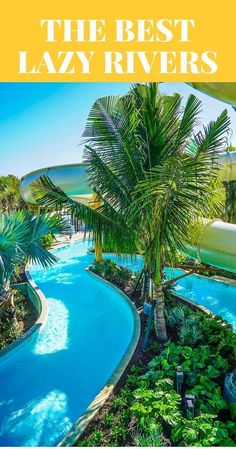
<box><xmin>1</xmin><ymin>0</ymin><xmax>235</xmax><ymax>81</ymax></box>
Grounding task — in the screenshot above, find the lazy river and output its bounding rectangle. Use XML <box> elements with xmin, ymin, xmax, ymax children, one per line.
<box><xmin>0</xmin><ymin>241</ymin><xmax>236</xmax><ymax>446</ymax></box>
<box><xmin>0</xmin><ymin>241</ymin><xmax>141</xmax><ymax>447</ymax></box>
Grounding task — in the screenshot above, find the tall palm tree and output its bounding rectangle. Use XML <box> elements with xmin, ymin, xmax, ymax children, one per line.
<box><xmin>0</xmin><ymin>210</ymin><xmax>71</xmax><ymax>318</ymax></box>
<box><xmin>32</xmin><ymin>83</ymin><xmax>230</xmax><ymax>342</ymax></box>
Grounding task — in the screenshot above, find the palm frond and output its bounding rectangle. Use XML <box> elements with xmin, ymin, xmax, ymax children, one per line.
<box><xmin>31</xmin><ymin>175</ymin><xmax>137</xmax><ymax>255</ymax></box>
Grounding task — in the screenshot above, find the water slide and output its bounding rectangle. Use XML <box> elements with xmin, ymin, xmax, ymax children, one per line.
<box><xmin>20</xmin><ymin>150</ymin><xmax>236</xmax><ymax>274</ymax></box>
<box><xmin>188</xmin><ymin>83</ymin><xmax>236</xmax><ymax>108</ymax></box>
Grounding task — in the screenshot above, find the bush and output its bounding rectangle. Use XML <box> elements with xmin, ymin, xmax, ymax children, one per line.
<box><xmin>0</xmin><ymin>289</ymin><xmax>36</xmax><ymax>349</ymax></box>
<box><xmin>77</xmin><ymin>304</ymin><xmax>236</xmax><ymax>447</ymax></box>
<box><xmin>92</xmin><ymin>258</ymin><xmax>135</xmax><ymax>285</ymax></box>
<box><xmin>41</xmin><ymin>233</ymin><xmax>55</xmax><ymax>249</ymax></box>
<box><xmin>0</xmin><ymin>319</ymin><xmax>22</xmax><ymax>349</ymax></box>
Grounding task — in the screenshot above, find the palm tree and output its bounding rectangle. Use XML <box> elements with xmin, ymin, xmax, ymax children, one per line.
<box><xmin>0</xmin><ymin>175</ymin><xmax>27</xmax><ymax>212</ymax></box>
<box><xmin>0</xmin><ymin>210</ymin><xmax>71</xmax><ymax>319</ymax></box>
<box><xmin>32</xmin><ymin>83</ymin><xmax>230</xmax><ymax>342</ymax></box>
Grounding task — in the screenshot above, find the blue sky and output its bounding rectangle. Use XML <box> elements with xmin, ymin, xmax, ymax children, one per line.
<box><xmin>0</xmin><ymin>82</ymin><xmax>235</xmax><ymax>177</ymax></box>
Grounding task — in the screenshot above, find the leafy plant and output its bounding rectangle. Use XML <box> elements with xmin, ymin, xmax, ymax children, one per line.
<box><xmin>131</xmin><ymin>378</ymin><xmax>182</xmax><ymax>428</ymax></box>
<box><xmin>165</xmin><ymin>305</ymin><xmax>186</xmax><ymax>327</ymax></box>
<box><xmin>77</xmin><ymin>430</ymin><xmax>105</xmax><ymax>447</ymax></box>
<box><xmin>93</xmin><ymin>258</ymin><xmax>134</xmax><ymax>285</ymax></box>
<box><xmin>178</xmin><ymin>320</ymin><xmax>203</xmax><ymax>346</ymax></box>
<box><xmin>0</xmin><ymin>289</ymin><xmax>37</xmax><ymax>349</ymax></box>
<box><xmin>172</xmin><ymin>415</ymin><xmax>236</xmax><ymax>446</ymax></box>
<box><xmin>132</xmin><ymin>426</ymin><xmax>169</xmax><ymax>447</ymax></box>
<box><xmin>187</xmin><ymin>376</ymin><xmax>228</xmax><ymax>414</ymax></box>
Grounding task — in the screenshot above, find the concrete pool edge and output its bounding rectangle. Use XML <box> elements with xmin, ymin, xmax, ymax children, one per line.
<box><xmin>0</xmin><ymin>273</ymin><xmax>48</xmax><ymax>359</ymax></box>
<box><xmin>171</xmin><ymin>292</ymin><xmax>212</xmax><ymax>316</ymax></box>
<box><xmin>58</xmin><ymin>268</ymin><xmax>141</xmax><ymax>447</ymax></box>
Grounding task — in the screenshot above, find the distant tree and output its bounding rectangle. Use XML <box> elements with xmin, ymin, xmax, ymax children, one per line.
<box><xmin>0</xmin><ymin>175</ymin><xmax>27</xmax><ymax>212</ymax></box>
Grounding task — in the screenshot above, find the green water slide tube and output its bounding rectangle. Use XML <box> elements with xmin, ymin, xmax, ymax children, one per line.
<box><xmin>188</xmin><ymin>83</ymin><xmax>236</xmax><ymax>107</ymax></box>
<box><xmin>20</xmin><ymin>163</ymin><xmax>93</xmax><ymax>205</ymax></box>
<box><xmin>20</xmin><ymin>151</ymin><xmax>236</xmax><ymax>273</ymax></box>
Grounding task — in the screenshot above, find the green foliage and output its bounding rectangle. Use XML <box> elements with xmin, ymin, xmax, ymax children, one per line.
<box><xmin>0</xmin><ymin>210</ymin><xmax>71</xmax><ymax>289</ymax></box>
<box><xmin>132</xmin><ymin>427</ymin><xmax>168</xmax><ymax>447</ymax></box>
<box><xmin>165</xmin><ymin>305</ymin><xmax>186</xmax><ymax>327</ymax></box>
<box><xmin>178</xmin><ymin>320</ymin><xmax>203</xmax><ymax>346</ymax></box>
<box><xmin>77</xmin><ymin>305</ymin><xmax>236</xmax><ymax>447</ymax></box>
<box><xmin>224</xmin><ymin>180</ymin><xmax>236</xmax><ymax>223</ymax></box>
<box><xmin>172</xmin><ymin>415</ymin><xmax>236</xmax><ymax>446</ymax></box>
<box><xmin>0</xmin><ymin>289</ymin><xmax>36</xmax><ymax>349</ymax></box>
<box><xmin>165</xmin><ymin>301</ymin><xmax>236</xmax><ymax>361</ymax></box>
<box><xmin>131</xmin><ymin>378</ymin><xmax>182</xmax><ymax>428</ymax></box>
<box><xmin>0</xmin><ymin>319</ymin><xmax>21</xmax><ymax>349</ymax></box>
<box><xmin>40</xmin><ymin>233</ymin><xmax>55</xmax><ymax>249</ymax></box>
<box><xmin>77</xmin><ymin>430</ymin><xmax>104</xmax><ymax>447</ymax></box>
<box><xmin>0</xmin><ymin>175</ymin><xmax>27</xmax><ymax>212</ymax></box>
<box><xmin>92</xmin><ymin>258</ymin><xmax>135</xmax><ymax>286</ymax></box>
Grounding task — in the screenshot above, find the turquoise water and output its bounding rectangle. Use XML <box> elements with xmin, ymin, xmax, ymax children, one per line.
<box><xmin>165</xmin><ymin>268</ymin><xmax>236</xmax><ymax>331</ymax></box>
<box><xmin>0</xmin><ymin>242</ymin><xmax>236</xmax><ymax>446</ymax></box>
<box><xmin>0</xmin><ymin>241</ymin><xmax>141</xmax><ymax>447</ymax></box>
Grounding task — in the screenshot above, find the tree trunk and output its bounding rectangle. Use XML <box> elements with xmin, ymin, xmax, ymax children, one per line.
<box><xmin>9</xmin><ymin>291</ymin><xmax>18</xmax><ymax>325</ymax></box>
<box><xmin>94</xmin><ymin>230</ymin><xmax>103</xmax><ymax>263</ymax></box>
<box><xmin>153</xmin><ymin>283</ymin><xmax>167</xmax><ymax>342</ymax></box>
<box><xmin>92</xmin><ymin>194</ymin><xmax>103</xmax><ymax>263</ymax></box>
<box><xmin>141</xmin><ymin>270</ymin><xmax>148</xmax><ymax>301</ymax></box>
<box><xmin>0</xmin><ymin>285</ymin><xmax>18</xmax><ymax>325</ymax></box>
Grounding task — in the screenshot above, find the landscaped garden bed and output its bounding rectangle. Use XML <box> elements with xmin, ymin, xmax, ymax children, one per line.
<box><xmin>0</xmin><ymin>288</ymin><xmax>37</xmax><ymax>350</ymax></box>
<box><xmin>77</xmin><ymin>259</ymin><xmax>236</xmax><ymax>447</ymax></box>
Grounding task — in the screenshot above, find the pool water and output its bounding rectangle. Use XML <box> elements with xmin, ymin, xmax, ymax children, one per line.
<box><xmin>0</xmin><ymin>241</ymin><xmax>236</xmax><ymax>446</ymax></box>
<box><xmin>165</xmin><ymin>267</ymin><xmax>236</xmax><ymax>331</ymax></box>
<box><xmin>0</xmin><ymin>241</ymin><xmax>141</xmax><ymax>447</ymax></box>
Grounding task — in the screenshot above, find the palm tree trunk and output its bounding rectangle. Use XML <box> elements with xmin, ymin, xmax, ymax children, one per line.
<box><xmin>153</xmin><ymin>283</ymin><xmax>167</xmax><ymax>342</ymax></box>
<box><xmin>0</xmin><ymin>284</ymin><xmax>18</xmax><ymax>325</ymax></box>
<box><xmin>92</xmin><ymin>194</ymin><xmax>103</xmax><ymax>263</ymax></box>
<box><xmin>9</xmin><ymin>291</ymin><xmax>17</xmax><ymax>322</ymax></box>
<box><xmin>141</xmin><ymin>270</ymin><xmax>148</xmax><ymax>301</ymax></box>
<box><xmin>94</xmin><ymin>232</ymin><xmax>103</xmax><ymax>263</ymax></box>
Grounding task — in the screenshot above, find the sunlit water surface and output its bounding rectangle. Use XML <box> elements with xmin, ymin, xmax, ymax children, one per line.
<box><xmin>0</xmin><ymin>241</ymin><xmax>141</xmax><ymax>446</ymax></box>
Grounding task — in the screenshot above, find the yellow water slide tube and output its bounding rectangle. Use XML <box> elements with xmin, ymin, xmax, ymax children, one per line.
<box><xmin>20</xmin><ymin>151</ymin><xmax>236</xmax><ymax>273</ymax></box>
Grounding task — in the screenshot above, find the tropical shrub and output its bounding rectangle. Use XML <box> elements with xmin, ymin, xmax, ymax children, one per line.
<box><xmin>0</xmin><ymin>289</ymin><xmax>37</xmax><ymax>349</ymax></box>
<box><xmin>132</xmin><ymin>428</ymin><xmax>169</xmax><ymax>447</ymax></box>
<box><xmin>178</xmin><ymin>320</ymin><xmax>203</xmax><ymax>346</ymax></box>
<box><xmin>172</xmin><ymin>415</ymin><xmax>236</xmax><ymax>446</ymax></box>
<box><xmin>92</xmin><ymin>259</ymin><xmax>136</xmax><ymax>286</ymax></box>
<box><xmin>41</xmin><ymin>233</ymin><xmax>55</xmax><ymax>249</ymax></box>
<box><xmin>77</xmin><ymin>304</ymin><xmax>236</xmax><ymax>447</ymax></box>
<box><xmin>131</xmin><ymin>378</ymin><xmax>182</xmax><ymax>428</ymax></box>
<box><xmin>0</xmin><ymin>175</ymin><xmax>27</xmax><ymax>212</ymax></box>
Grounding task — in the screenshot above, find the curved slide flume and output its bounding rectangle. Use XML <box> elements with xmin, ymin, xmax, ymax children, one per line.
<box><xmin>0</xmin><ymin>241</ymin><xmax>141</xmax><ymax>447</ymax></box>
<box><xmin>20</xmin><ymin>151</ymin><xmax>236</xmax><ymax>274</ymax></box>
